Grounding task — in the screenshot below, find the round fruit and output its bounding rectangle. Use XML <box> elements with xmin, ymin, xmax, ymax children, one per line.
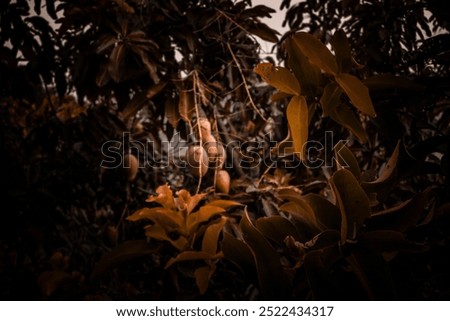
<box><xmin>215</xmin><ymin>170</ymin><xmax>230</xmax><ymax>194</ymax></box>
<box><xmin>124</xmin><ymin>154</ymin><xmax>138</xmax><ymax>182</ymax></box>
<box><xmin>203</xmin><ymin>136</ymin><xmax>226</xmax><ymax>168</ymax></box>
<box><xmin>186</xmin><ymin>145</ymin><xmax>209</xmax><ymax>177</ymax></box>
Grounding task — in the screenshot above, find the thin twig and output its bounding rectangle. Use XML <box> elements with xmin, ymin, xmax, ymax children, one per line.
<box><xmin>226</xmin><ymin>42</ymin><xmax>268</xmax><ymax>122</ymax></box>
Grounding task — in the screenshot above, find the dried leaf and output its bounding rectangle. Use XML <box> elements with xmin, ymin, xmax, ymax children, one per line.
<box><xmin>254</xmin><ymin>62</ymin><xmax>300</xmax><ymax>95</ymax></box>
<box><xmin>335</xmin><ymin>73</ymin><xmax>376</xmax><ymax>117</ymax></box>
<box><xmin>287</xmin><ymin>95</ymin><xmax>308</xmax><ymax>160</ymax></box>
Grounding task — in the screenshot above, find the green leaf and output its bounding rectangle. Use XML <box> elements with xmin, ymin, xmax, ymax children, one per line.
<box><xmin>320</xmin><ymin>82</ymin><xmax>342</xmax><ymax>117</ymax></box>
<box><xmin>334</xmin><ymin>141</ymin><xmax>361</xmax><ymax>179</ymax></box>
<box><xmin>240</xmin><ymin>210</ymin><xmax>291</xmax><ymax>299</ymax></box>
<box><xmin>330</xmin><ymin>29</ymin><xmax>353</xmax><ymax>73</ymax></box>
<box><xmin>285</xmin><ymin>36</ymin><xmax>321</xmax><ymax>96</ymax></box>
<box><xmin>292</xmin><ymin>32</ymin><xmax>338</xmax><ymax>76</ymax></box>
<box><xmin>335</xmin><ymin>73</ymin><xmax>376</xmax><ymax>117</ymax></box>
<box><xmin>287</xmin><ymin>95</ymin><xmax>308</xmax><ymax>160</ymax></box>
<box><xmin>255</xmin><ymin>216</ymin><xmax>302</xmax><ymax>244</ymax></box>
<box><xmin>254</xmin><ymin>63</ymin><xmax>300</xmax><ymax>95</ymax></box>
<box><xmin>91</xmin><ymin>240</ymin><xmax>160</xmax><ymax>280</ymax></box>
<box><xmin>329</xmin><ymin>103</ymin><xmax>368</xmax><ymax>143</ymax></box>
<box><xmin>330</xmin><ymin>168</ymin><xmax>371</xmax><ymax>241</ymax></box>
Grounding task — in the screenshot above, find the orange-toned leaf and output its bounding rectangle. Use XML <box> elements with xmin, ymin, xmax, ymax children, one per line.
<box><xmin>330</xmin><ymin>29</ymin><xmax>352</xmax><ymax>73</ymax></box>
<box><xmin>146</xmin><ymin>184</ymin><xmax>176</xmax><ymax>210</ymax></box>
<box><xmin>334</xmin><ymin>141</ymin><xmax>361</xmax><ymax>179</ymax></box>
<box><xmin>165</xmin><ymin>96</ymin><xmax>180</xmax><ymax>128</ymax></box>
<box><xmin>144</xmin><ymin>223</ymin><xmax>188</xmax><ymax>250</ymax></box>
<box><xmin>195</xmin><ymin>265</ymin><xmax>215</xmax><ymax>295</ymax></box>
<box><xmin>165</xmin><ymin>251</ymin><xmax>218</xmax><ymax>268</ymax></box>
<box><xmin>329</xmin><ymin>103</ymin><xmax>368</xmax><ymax>143</ymax></box>
<box><xmin>335</xmin><ymin>73</ymin><xmax>376</xmax><ymax>117</ymax></box>
<box><xmin>202</xmin><ymin>217</ymin><xmax>227</xmax><ymax>254</ymax></box>
<box><xmin>287</xmin><ymin>95</ymin><xmax>308</xmax><ymax>160</ymax></box>
<box><xmin>206</xmin><ymin>200</ymin><xmax>242</xmax><ymax>210</ymax></box>
<box><xmin>292</xmin><ymin>32</ymin><xmax>338</xmax><ymax>76</ymax></box>
<box><xmin>187</xmin><ymin>205</ymin><xmax>225</xmax><ymax>234</ymax></box>
<box><xmin>256</xmin><ymin>216</ymin><xmax>301</xmax><ymax>244</ymax></box>
<box><xmin>254</xmin><ymin>63</ymin><xmax>300</xmax><ymax>95</ymax></box>
<box><xmin>178</xmin><ymin>88</ymin><xmax>195</xmax><ymax>122</ymax></box>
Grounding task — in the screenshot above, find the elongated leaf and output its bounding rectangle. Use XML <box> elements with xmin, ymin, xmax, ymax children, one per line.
<box><xmin>330</xmin><ymin>168</ymin><xmax>371</xmax><ymax>241</ymax></box>
<box><xmin>292</xmin><ymin>32</ymin><xmax>338</xmax><ymax>76</ymax></box>
<box><xmin>304</xmin><ymin>249</ymin><xmax>339</xmax><ymax>300</ymax></box>
<box><xmin>202</xmin><ymin>217</ymin><xmax>227</xmax><ymax>254</ymax></box>
<box><xmin>206</xmin><ymin>200</ymin><xmax>242</xmax><ymax>209</ymax></box>
<box><xmin>330</xmin><ymin>29</ymin><xmax>352</xmax><ymax>73</ymax></box>
<box><xmin>359</xmin><ymin>230</ymin><xmax>428</xmax><ymax>254</ymax></box>
<box><xmin>108</xmin><ymin>44</ymin><xmax>126</xmax><ymax>83</ymax></box>
<box><xmin>254</xmin><ymin>63</ymin><xmax>300</xmax><ymax>95</ymax></box>
<box><xmin>178</xmin><ymin>88</ymin><xmax>195</xmax><ymax>122</ymax></box>
<box><xmin>165</xmin><ymin>96</ymin><xmax>180</xmax><ymax>128</ymax></box>
<box><xmin>221</xmin><ymin>232</ymin><xmax>256</xmax><ymax>278</ymax></box>
<box><xmin>364</xmin><ymin>74</ymin><xmax>425</xmax><ymax>93</ymax></box>
<box><xmin>240</xmin><ymin>211</ymin><xmax>291</xmax><ymax>299</ymax></box>
<box><xmin>320</xmin><ymin>82</ymin><xmax>342</xmax><ymax>117</ymax></box>
<box><xmin>195</xmin><ymin>265</ymin><xmax>215</xmax><ymax>295</ymax></box>
<box><xmin>247</xmin><ymin>23</ymin><xmax>279</xmax><ymax>43</ymax></box>
<box><xmin>165</xmin><ymin>251</ymin><xmax>216</xmax><ymax>268</ymax></box>
<box><xmin>361</xmin><ymin>141</ymin><xmax>400</xmax><ymax>200</ymax></box>
<box><xmin>144</xmin><ymin>224</ymin><xmax>188</xmax><ymax>250</ymax></box>
<box><xmin>334</xmin><ymin>141</ymin><xmax>361</xmax><ymax>179</ymax></box>
<box><xmin>335</xmin><ymin>73</ymin><xmax>376</xmax><ymax>117</ymax></box>
<box><xmin>91</xmin><ymin>240</ymin><xmax>160</xmax><ymax>280</ymax></box>
<box><xmin>127</xmin><ymin>207</ymin><xmax>183</xmax><ymax>228</ymax></box>
<box><xmin>287</xmin><ymin>95</ymin><xmax>308</xmax><ymax>160</ymax></box>
<box><xmin>255</xmin><ymin>216</ymin><xmax>301</xmax><ymax>244</ymax></box>
<box><xmin>329</xmin><ymin>103</ymin><xmax>368</xmax><ymax>143</ymax></box>
<box><xmin>285</xmin><ymin>36</ymin><xmax>321</xmax><ymax>96</ymax></box>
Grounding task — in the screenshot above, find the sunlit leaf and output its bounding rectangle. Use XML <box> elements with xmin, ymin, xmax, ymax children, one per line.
<box><xmin>287</xmin><ymin>95</ymin><xmax>308</xmax><ymax>160</ymax></box>
<box><xmin>330</xmin><ymin>168</ymin><xmax>371</xmax><ymax>241</ymax></box>
<box><xmin>127</xmin><ymin>207</ymin><xmax>183</xmax><ymax>228</ymax></box>
<box><xmin>187</xmin><ymin>205</ymin><xmax>225</xmax><ymax>234</ymax></box>
<box><xmin>256</xmin><ymin>216</ymin><xmax>301</xmax><ymax>244</ymax></box>
<box><xmin>320</xmin><ymin>81</ymin><xmax>342</xmax><ymax>117</ymax></box>
<box><xmin>91</xmin><ymin>240</ymin><xmax>160</xmax><ymax>280</ymax></box>
<box><xmin>240</xmin><ymin>210</ymin><xmax>291</xmax><ymax>299</ymax></box>
<box><xmin>292</xmin><ymin>32</ymin><xmax>338</xmax><ymax>76</ymax></box>
<box><xmin>334</xmin><ymin>141</ymin><xmax>361</xmax><ymax>179</ymax></box>
<box><xmin>254</xmin><ymin>63</ymin><xmax>300</xmax><ymax>95</ymax></box>
<box><xmin>206</xmin><ymin>199</ymin><xmax>242</xmax><ymax>210</ymax></box>
<box><xmin>146</xmin><ymin>183</ymin><xmax>176</xmax><ymax>210</ymax></box>
<box><xmin>202</xmin><ymin>217</ymin><xmax>227</xmax><ymax>254</ymax></box>
<box><xmin>176</xmin><ymin>190</ymin><xmax>206</xmax><ymax>215</ymax></box>
<box><xmin>335</xmin><ymin>73</ymin><xmax>376</xmax><ymax>117</ymax></box>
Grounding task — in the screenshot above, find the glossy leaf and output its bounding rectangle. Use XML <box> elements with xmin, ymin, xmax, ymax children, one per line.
<box><xmin>320</xmin><ymin>82</ymin><xmax>342</xmax><ymax>117</ymax></box>
<box><xmin>91</xmin><ymin>240</ymin><xmax>160</xmax><ymax>280</ymax></box>
<box><xmin>254</xmin><ymin>63</ymin><xmax>300</xmax><ymax>95</ymax></box>
<box><xmin>240</xmin><ymin>211</ymin><xmax>291</xmax><ymax>299</ymax></box>
<box><xmin>335</xmin><ymin>73</ymin><xmax>376</xmax><ymax>117</ymax></box>
<box><xmin>292</xmin><ymin>32</ymin><xmax>338</xmax><ymax>76</ymax></box>
<box><xmin>287</xmin><ymin>95</ymin><xmax>308</xmax><ymax>160</ymax></box>
<box><xmin>255</xmin><ymin>216</ymin><xmax>301</xmax><ymax>244</ymax></box>
<box><xmin>334</xmin><ymin>141</ymin><xmax>361</xmax><ymax>179</ymax></box>
<box><xmin>330</xmin><ymin>168</ymin><xmax>371</xmax><ymax>241</ymax></box>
